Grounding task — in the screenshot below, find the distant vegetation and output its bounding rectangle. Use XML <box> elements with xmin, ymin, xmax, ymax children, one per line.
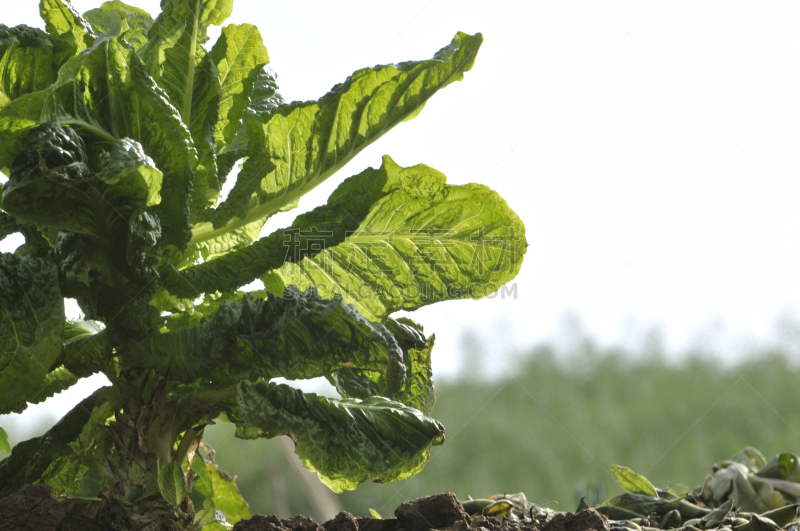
<box><xmin>205</xmin><ymin>327</ymin><xmax>800</xmax><ymax>520</ymax></box>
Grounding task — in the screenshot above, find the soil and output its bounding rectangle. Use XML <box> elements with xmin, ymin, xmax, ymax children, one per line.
<box><xmin>0</xmin><ymin>486</ymin><xmax>612</xmax><ymax>531</ymax></box>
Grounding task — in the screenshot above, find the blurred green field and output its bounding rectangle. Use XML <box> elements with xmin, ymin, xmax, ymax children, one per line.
<box><xmin>204</xmin><ymin>335</ymin><xmax>800</xmax><ymax>521</ymax></box>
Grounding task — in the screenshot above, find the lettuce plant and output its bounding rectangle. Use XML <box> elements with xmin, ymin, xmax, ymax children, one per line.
<box><xmin>0</xmin><ymin>0</ymin><xmax>526</xmax><ymax>528</ymax></box>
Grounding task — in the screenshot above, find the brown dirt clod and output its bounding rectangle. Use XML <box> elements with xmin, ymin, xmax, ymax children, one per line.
<box><xmin>395</xmin><ymin>492</ymin><xmax>472</xmax><ymax>531</ymax></box>
<box><xmin>541</xmin><ymin>509</ymin><xmax>609</xmax><ymax>531</ymax></box>
<box><xmin>322</xmin><ymin>512</ymin><xmax>360</xmax><ymax>531</ymax></box>
<box><xmin>0</xmin><ymin>484</ymin><xmax>66</xmax><ymax>531</ymax></box>
<box><xmin>357</xmin><ymin>516</ymin><xmax>399</xmax><ymax>531</ymax></box>
<box><xmin>233</xmin><ymin>514</ymin><xmax>296</xmax><ymax>531</ymax></box>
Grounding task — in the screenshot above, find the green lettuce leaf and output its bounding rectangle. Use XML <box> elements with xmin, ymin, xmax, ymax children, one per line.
<box><xmin>159</xmin><ymin>461</ymin><xmax>188</xmax><ymax>505</ymax></box>
<box><xmin>0</xmin><ymin>24</ymin><xmax>56</xmax><ymax>103</ymax></box>
<box><xmin>215</xmin><ymin>66</ymin><xmax>283</xmax><ymax>181</ymax></box>
<box><xmin>39</xmin><ymin>0</ymin><xmax>96</xmax><ymax>64</ymax></box>
<box><xmin>235</xmin><ymin>380</ymin><xmax>445</xmax><ymax>492</ymax></box>
<box><xmin>189</xmin><ymin>31</ymin><xmax>483</xmax><ymax>244</ymax></box>
<box><xmin>83</xmin><ymin>0</ymin><xmax>154</xmax><ymax>52</ymax></box>
<box><xmin>329</xmin><ymin>317</ymin><xmax>436</xmax><ymax>415</ymax></box>
<box><xmin>0</xmin><ymin>211</ymin><xmax>18</xmax><ymax>241</ymax></box>
<box><xmin>0</xmin><ymin>28</ymin><xmax>120</xmax><ymax>170</ymax></box>
<box><xmin>2</xmin><ymin>125</ymin><xmax>162</xmax><ymax>238</ymax></box>
<box><xmin>13</xmin><ymin>11</ymin><xmax>197</xmax><ymax>248</ymax></box>
<box><xmin>210</xmin><ymin>23</ymin><xmax>269</xmax><ymax>159</ymax></box>
<box><xmin>164</xmin><ymin>154</ymin><xmax>526</xmax><ymax>307</ymax></box>
<box><xmin>188</xmin><ymin>457</ymin><xmax>249</xmax><ymax>529</ymax></box>
<box><xmin>143</xmin><ymin>0</ymin><xmax>232</xmax><ymax>124</ymax></box>
<box><xmin>133</xmin><ymin>286</ymin><xmax>405</xmax><ymax>389</ymax></box>
<box><xmin>54</xmin><ymin>320</ymin><xmax>111</xmax><ymax>378</ymax></box>
<box><xmin>25</xmin><ymin>366</ymin><xmax>80</xmax><ymax>405</ymax></box>
<box><xmin>207</xmin><ymin>463</ymin><xmax>249</xmax><ymax>528</ymax></box>
<box><xmin>264</xmin><ymin>155</ymin><xmax>527</xmax><ymax>321</ymax></box>
<box><xmin>0</xmin><ymin>253</ymin><xmax>64</xmax><ymax>414</ymax></box>
<box><xmin>0</xmin><ymin>390</ymin><xmax>99</xmax><ymax>496</ymax></box>
<box><xmin>99</xmin><ymin>137</ymin><xmax>163</xmax><ymax>207</ymax></box>
<box><xmin>77</xmin><ymin>18</ymin><xmax>196</xmax><ymax>248</ymax></box>
<box><xmin>187</xmin><ymin>22</ymin><xmax>271</xmax><ymax>220</ymax></box>
<box><xmin>141</xmin><ymin>0</ymin><xmax>231</xmax><ymax>215</ymax></box>
<box><xmin>39</xmin><ymin>453</ymin><xmax>86</xmax><ymax>496</ymax></box>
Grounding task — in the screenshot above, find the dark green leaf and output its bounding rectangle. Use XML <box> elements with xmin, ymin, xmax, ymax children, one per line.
<box><xmin>2</xmin><ymin>125</ymin><xmax>161</xmax><ymax>240</ymax></box>
<box><xmin>25</xmin><ymin>366</ymin><xmax>79</xmax><ymax>406</ymax></box>
<box><xmin>187</xmin><ymin>54</ymin><xmax>221</xmax><ymax>212</ymax></box>
<box><xmin>0</xmin><ymin>391</ymin><xmax>98</xmax><ymax>496</ymax></box>
<box><xmin>0</xmin><ymin>253</ymin><xmax>64</xmax><ymax>414</ymax></box>
<box><xmin>55</xmin><ymin>321</ymin><xmax>111</xmax><ymax>378</ymax></box>
<box><xmin>135</xmin><ymin>286</ymin><xmax>405</xmax><ymax>390</ymax></box>
<box><xmin>99</xmin><ymin>137</ymin><xmax>163</xmax><ymax>208</ymax></box>
<box><xmin>329</xmin><ymin>317</ymin><xmax>436</xmax><ymax>415</ymax></box>
<box><xmin>75</xmin><ymin>23</ymin><xmax>196</xmax><ymax>248</ymax></box>
<box><xmin>129</xmin><ymin>56</ymin><xmax>196</xmax><ymax>249</ymax></box>
<box><xmin>1</xmin><ymin>123</ymin><xmax>98</xmax><ymax>235</ymax></box>
<box><xmin>0</xmin><ymin>211</ymin><xmax>18</xmax><ymax>242</ymax></box>
<box><xmin>0</xmin><ymin>27</ymin><xmax>119</xmax><ymax>171</ymax></box>
<box><xmin>159</xmin><ymin>460</ymin><xmax>188</xmax><ymax>506</ymax></box>
<box><xmin>236</xmin><ymin>381</ymin><xmax>445</xmax><ymax>492</ymax></box>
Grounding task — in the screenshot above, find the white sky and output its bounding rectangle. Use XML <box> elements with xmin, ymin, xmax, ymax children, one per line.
<box><xmin>2</xmin><ymin>0</ymin><xmax>800</xmax><ymax>424</ymax></box>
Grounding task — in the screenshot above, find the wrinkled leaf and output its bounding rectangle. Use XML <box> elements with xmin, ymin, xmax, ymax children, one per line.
<box><xmin>135</xmin><ymin>286</ymin><xmax>405</xmax><ymax>390</ymax></box>
<box><xmin>143</xmin><ymin>0</ymin><xmax>232</xmax><ymax>124</ymax></box>
<box><xmin>189</xmin><ymin>31</ymin><xmax>483</xmax><ymax>242</ymax></box>
<box><xmin>235</xmin><ymin>380</ymin><xmax>445</xmax><ymax>492</ymax></box>
<box><xmin>0</xmin><ymin>24</ymin><xmax>56</xmax><ymax>102</ymax></box>
<box><xmin>99</xmin><ymin>137</ymin><xmax>163</xmax><ymax>207</ymax></box>
<box><xmin>83</xmin><ymin>0</ymin><xmax>153</xmax><ymax>52</ymax></box>
<box><xmin>263</xmin><ymin>155</ymin><xmax>527</xmax><ymax>321</ymax></box>
<box><xmin>25</xmin><ymin>366</ymin><xmax>79</xmax><ymax>406</ymax></box>
<box><xmin>0</xmin><ymin>253</ymin><xmax>64</xmax><ymax>414</ymax></box>
<box><xmin>0</xmin><ymin>391</ymin><xmax>98</xmax><ymax>496</ymax></box>
<box><xmin>210</xmin><ymin>23</ymin><xmax>269</xmax><ymax>154</ymax></box>
<box><xmin>167</xmin><ymin>156</ymin><xmax>526</xmax><ymax>308</ymax></box>
<box><xmin>329</xmin><ymin>317</ymin><xmax>436</xmax><ymax>415</ymax></box>
<box><xmin>54</xmin><ymin>321</ymin><xmax>111</xmax><ymax>377</ymax></box>
<box><xmin>40</xmin><ymin>0</ymin><xmax>95</xmax><ymax>63</ymax></box>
